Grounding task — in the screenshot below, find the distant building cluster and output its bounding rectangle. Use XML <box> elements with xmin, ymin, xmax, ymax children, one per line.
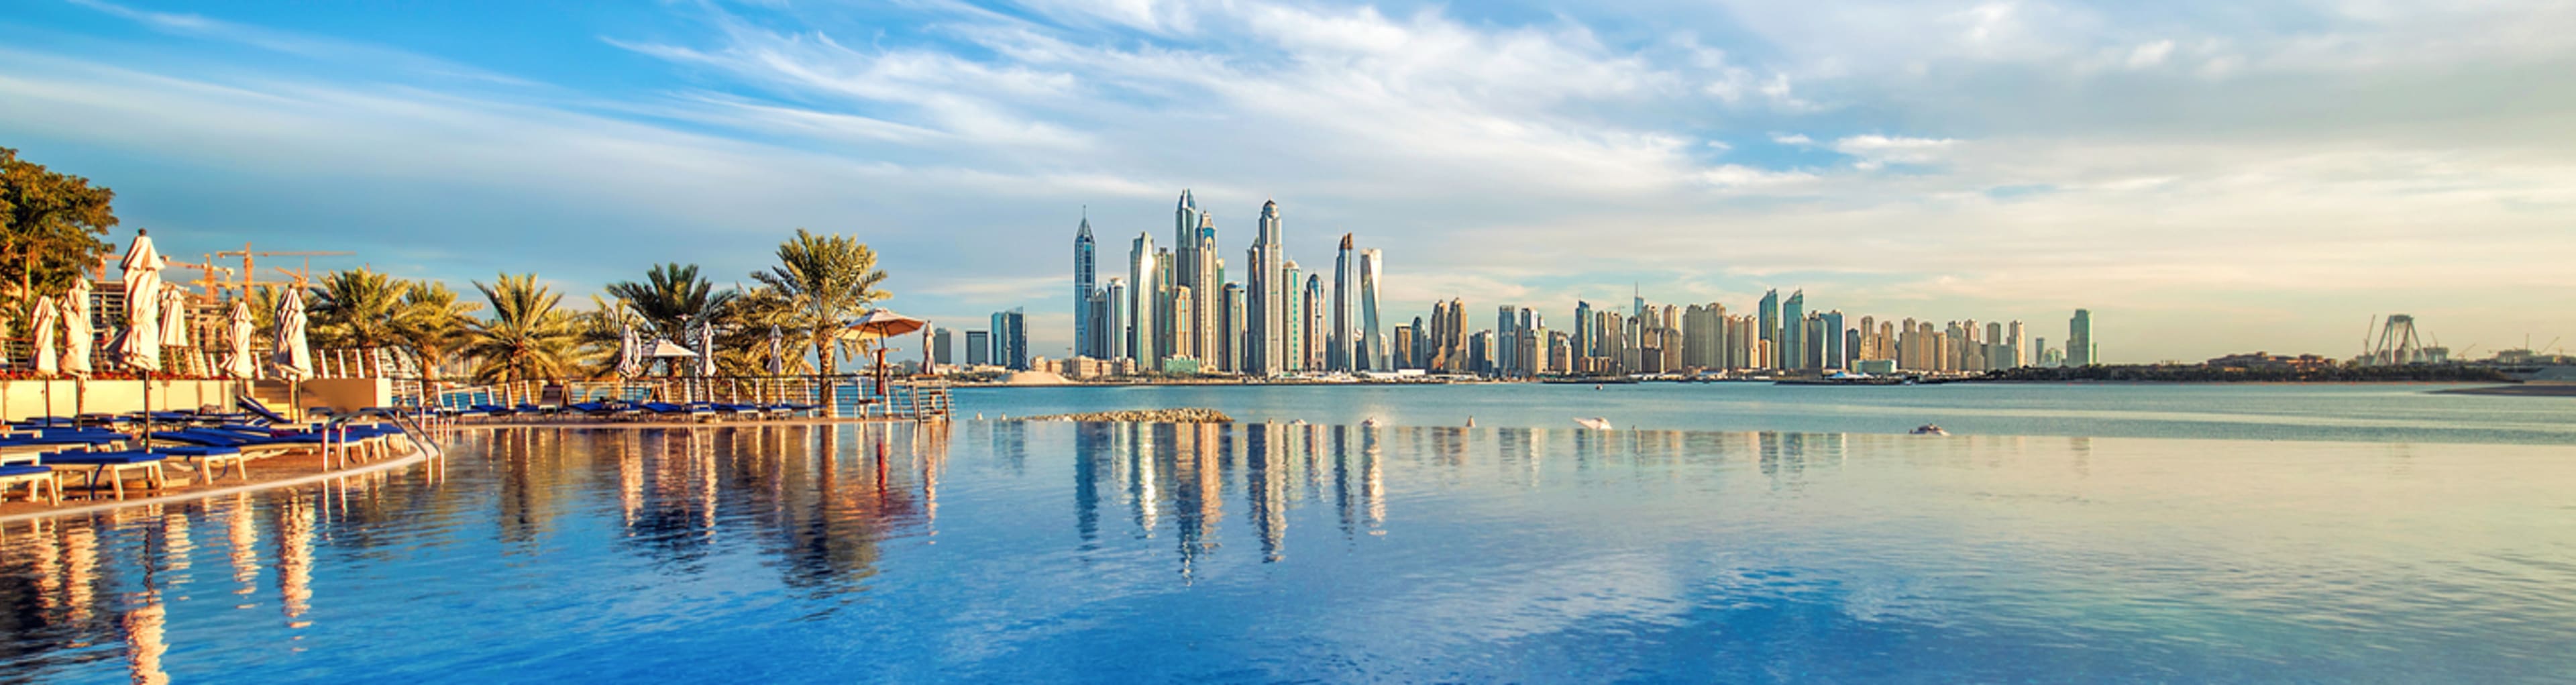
<box><xmin>959</xmin><ymin>190</ymin><xmax>2110</xmax><ymax>379</ymax></box>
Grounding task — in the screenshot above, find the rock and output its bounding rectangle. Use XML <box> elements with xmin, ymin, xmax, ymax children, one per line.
<box><xmin>1014</xmin><ymin>408</ymin><xmax>1235</xmax><ymax>423</ymax></box>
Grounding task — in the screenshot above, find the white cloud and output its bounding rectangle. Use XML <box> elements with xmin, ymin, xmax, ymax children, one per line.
<box><xmin>2126</xmin><ymin>39</ymin><xmax>2176</xmax><ymax>68</ymax></box>
<box><xmin>1770</xmin><ymin>132</ymin><xmax>1813</xmax><ymax>145</ymax></box>
<box><xmin>1830</xmin><ymin>134</ymin><xmax>1957</xmax><ymax>168</ymax></box>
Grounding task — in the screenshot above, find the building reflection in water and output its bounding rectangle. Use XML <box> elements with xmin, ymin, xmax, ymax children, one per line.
<box><xmin>0</xmin><ymin>421</ymin><xmax>2050</xmax><ymax>680</ymax></box>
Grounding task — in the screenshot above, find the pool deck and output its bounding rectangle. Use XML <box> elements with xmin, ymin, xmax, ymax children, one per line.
<box><xmin>0</xmin><ymin>438</ymin><xmax>437</xmax><ymax>523</ymax></box>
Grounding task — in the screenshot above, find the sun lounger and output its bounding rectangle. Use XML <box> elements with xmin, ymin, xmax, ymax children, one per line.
<box><xmin>0</xmin><ymin>464</ymin><xmax>59</xmax><ymax>504</ymax></box>
<box><xmin>147</xmin><ymin>444</ymin><xmax>251</xmax><ymax>482</ymax></box>
<box><xmin>40</xmin><ymin>450</ymin><xmax>171</xmax><ymax>500</ymax></box>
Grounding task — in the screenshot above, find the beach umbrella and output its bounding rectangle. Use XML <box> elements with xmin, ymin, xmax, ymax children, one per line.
<box><xmin>848</xmin><ymin>309</ymin><xmax>928</xmax><ymax>398</ymax></box>
<box><xmin>116</xmin><ymin>231</ymin><xmax>166</xmax><ymax>373</ymax></box>
<box><xmin>31</xmin><ymin>298</ymin><xmax>58</xmax><ymax>375</ymax></box>
<box><xmin>158</xmin><ymin>284</ymin><xmax>190</xmax><ymax>349</ymax></box>
<box><xmin>62</xmin><ymin>278</ymin><xmax>93</xmax><ymax>378</ymax></box>
<box><xmin>614</xmin><ymin>322</ymin><xmax>642</xmax><ymax>378</ymax></box>
<box><xmin>32</xmin><ymin>297</ymin><xmax>58</xmax><ymax>421</ymax></box>
<box><xmin>766</xmin><ymin>325</ymin><xmax>784</xmax><ymax>375</ymax></box>
<box><xmin>274</xmin><ymin>287</ymin><xmax>313</xmax><ymax>419</ymax></box>
<box><xmin>696</xmin><ymin>322</ymin><xmax>717</xmax><ymax>378</ymax></box>
<box><xmin>224</xmin><ymin>301</ymin><xmax>255</xmax><ymax>378</ymax></box>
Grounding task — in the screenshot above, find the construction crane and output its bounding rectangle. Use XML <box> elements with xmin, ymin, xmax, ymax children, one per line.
<box><xmin>211</xmin><ymin>243</ymin><xmax>353</xmax><ymax>297</ymax></box>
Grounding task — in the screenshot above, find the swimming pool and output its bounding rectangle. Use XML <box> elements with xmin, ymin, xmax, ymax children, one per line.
<box><xmin>5</xmin><ymin>423</ymin><xmax>2571</xmax><ymax>682</ymax></box>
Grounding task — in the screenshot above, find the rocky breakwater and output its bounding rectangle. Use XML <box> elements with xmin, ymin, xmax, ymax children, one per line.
<box><xmin>1016</xmin><ymin>408</ymin><xmax>1235</xmax><ymax>423</ymax></box>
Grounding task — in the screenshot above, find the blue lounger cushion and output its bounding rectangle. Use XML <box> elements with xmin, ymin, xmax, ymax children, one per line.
<box><xmin>0</xmin><ymin>464</ymin><xmax>50</xmax><ymax>477</ymax></box>
<box><xmin>148</xmin><ymin>444</ymin><xmax>241</xmax><ymax>457</ymax></box>
<box><xmin>42</xmin><ymin>451</ymin><xmax>169</xmax><ymax>466</ymax></box>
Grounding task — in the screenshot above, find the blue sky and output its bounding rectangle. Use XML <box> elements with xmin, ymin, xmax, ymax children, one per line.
<box><xmin>4</xmin><ymin>0</ymin><xmax>2572</xmax><ymax>362</ymax></box>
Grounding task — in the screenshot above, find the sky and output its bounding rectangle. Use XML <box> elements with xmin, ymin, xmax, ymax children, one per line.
<box><xmin>3</xmin><ymin>0</ymin><xmax>2572</xmax><ymax>363</ymax></box>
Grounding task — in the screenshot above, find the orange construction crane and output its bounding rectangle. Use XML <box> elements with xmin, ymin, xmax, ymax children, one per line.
<box><xmin>211</xmin><ymin>243</ymin><xmax>353</xmax><ymax>297</ymax></box>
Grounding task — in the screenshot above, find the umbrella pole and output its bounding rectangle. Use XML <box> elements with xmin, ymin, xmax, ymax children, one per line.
<box><xmin>142</xmin><ymin>368</ymin><xmax>152</xmax><ymax>450</ymax></box>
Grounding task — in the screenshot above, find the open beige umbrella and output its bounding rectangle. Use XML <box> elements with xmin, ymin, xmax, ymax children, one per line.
<box><xmin>848</xmin><ymin>309</ymin><xmax>927</xmax><ymax>399</ymax></box>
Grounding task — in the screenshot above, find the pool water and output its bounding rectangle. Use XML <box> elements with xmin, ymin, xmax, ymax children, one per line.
<box><xmin>5</xmin><ymin>423</ymin><xmax>2573</xmax><ymax>682</ymax></box>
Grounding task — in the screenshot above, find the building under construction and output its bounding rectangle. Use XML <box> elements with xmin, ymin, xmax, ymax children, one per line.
<box><xmin>2359</xmin><ymin>314</ymin><xmax>2451</xmax><ymax>366</ymax></box>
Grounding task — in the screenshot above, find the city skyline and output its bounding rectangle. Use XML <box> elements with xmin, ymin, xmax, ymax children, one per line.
<box><xmin>4</xmin><ymin>1</ymin><xmax>2571</xmax><ymax>363</ymax></box>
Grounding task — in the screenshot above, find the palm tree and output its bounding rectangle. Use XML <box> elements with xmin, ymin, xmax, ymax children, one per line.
<box><xmin>394</xmin><ymin>280</ymin><xmax>478</xmax><ymax>378</ymax></box>
<box><xmin>309</xmin><ymin>268</ymin><xmax>409</xmax><ymax>348</ymax></box>
<box><xmin>751</xmin><ymin>229</ymin><xmax>888</xmax><ymax>374</ymax></box>
<box><xmin>605</xmin><ymin>263</ymin><xmax>735</xmax><ymax>341</ymax></box>
<box><xmin>712</xmin><ymin>285</ymin><xmax>814</xmax><ymax>376</ymax></box>
<box><xmin>460</xmin><ymin>273</ymin><xmax>583</xmax><ymax>383</ymax></box>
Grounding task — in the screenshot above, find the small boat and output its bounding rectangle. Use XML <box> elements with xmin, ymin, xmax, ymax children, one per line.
<box><xmin>1911</xmin><ymin>423</ymin><xmax>1949</xmax><ymax>435</ymax></box>
<box><xmin>1464</xmin><ymin>416</ymin><xmax>1475</xmax><ymax>427</ymax></box>
<box><xmin>1360</xmin><ymin>417</ymin><xmax>1383</xmax><ymax>427</ymax></box>
<box><xmin>1574</xmin><ymin>417</ymin><xmax>1613</xmax><ymax>431</ymax></box>
<box><xmin>1289</xmin><ymin>419</ymin><xmax>1308</xmax><ymax>426</ymax></box>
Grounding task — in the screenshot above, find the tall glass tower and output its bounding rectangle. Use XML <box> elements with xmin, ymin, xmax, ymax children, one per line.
<box><xmin>1782</xmin><ymin>291</ymin><xmax>1805</xmax><ymax>370</ymax></box>
<box><xmin>1130</xmin><ymin>233</ymin><xmax>1158</xmax><ymax>366</ymax></box>
<box><xmin>1073</xmin><ymin>215</ymin><xmax>1095</xmax><ymax>359</ymax></box>
<box><xmin>1758</xmin><ymin>289</ymin><xmax>1780</xmax><ymax>369</ymax></box>
<box><xmin>1358</xmin><ymin>248</ymin><xmax>1387</xmax><ymax>370</ymax></box>
<box><xmin>1332</xmin><ymin>233</ymin><xmax>1354</xmax><ymax>372</ymax></box>
<box><xmin>2069</xmin><ymin>309</ymin><xmax>2094</xmax><ymax>366</ymax></box>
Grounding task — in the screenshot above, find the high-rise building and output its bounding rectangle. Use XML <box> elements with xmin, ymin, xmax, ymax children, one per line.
<box><xmin>1222</xmin><ymin>282</ymin><xmax>1246</xmax><ymax>373</ymax></box>
<box><xmin>2069</xmin><ymin>309</ymin><xmax>2094</xmax><ymax>366</ymax></box>
<box><xmin>1822</xmin><ymin>310</ymin><xmax>1846</xmax><ymax>370</ymax></box>
<box><xmin>2007</xmin><ymin>321</ymin><xmax>2027</xmax><ymax>368</ymax></box>
<box><xmin>1303</xmin><ymin>274</ymin><xmax>1326</xmax><ymax>371</ymax></box>
<box><xmin>965</xmin><ymin>330</ymin><xmax>991</xmax><ymax>366</ymax></box>
<box><xmin>1073</xmin><ymin>214</ymin><xmax>1095</xmax><ymax>361</ymax></box>
<box><xmin>1781</xmin><ymin>291</ymin><xmax>1806</xmax><ymax>370</ymax></box>
<box><xmin>991</xmin><ymin>309</ymin><xmax>1028</xmax><ymax>370</ymax></box>
<box><xmin>1357</xmin><ymin>249</ymin><xmax>1386</xmax><ymax>370</ymax></box>
<box><xmin>932</xmin><ymin>327</ymin><xmax>954</xmax><ymax>365</ymax></box>
<box><xmin>1331</xmin><ymin>233</ymin><xmax>1355</xmax><ymax>372</ymax></box>
<box><xmin>1758</xmin><ymin>289</ymin><xmax>1780</xmax><ymax>369</ymax></box>
<box><xmin>1495</xmin><ymin>304</ymin><xmax>1518</xmax><ymax>376</ymax></box>
<box><xmin>1248</xmin><ymin>200</ymin><xmax>1285</xmax><ymax>376</ymax></box>
<box><xmin>1173</xmin><ymin>191</ymin><xmax>1220</xmax><ymax>364</ymax></box>
<box><xmin>1281</xmin><ymin>260</ymin><xmax>1305</xmax><ymax>372</ymax></box>
<box><xmin>1130</xmin><ymin>233</ymin><xmax>1158</xmax><ymax>366</ymax></box>
<box><xmin>1104</xmin><ymin>278</ymin><xmax>1129</xmax><ymax>362</ymax></box>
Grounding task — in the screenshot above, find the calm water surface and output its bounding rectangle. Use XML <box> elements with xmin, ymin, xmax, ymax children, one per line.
<box><xmin>963</xmin><ymin>382</ymin><xmax>2576</xmax><ymax>444</ymax></box>
<box><xmin>5</xmin><ymin>423</ymin><xmax>2573</xmax><ymax>683</ymax></box>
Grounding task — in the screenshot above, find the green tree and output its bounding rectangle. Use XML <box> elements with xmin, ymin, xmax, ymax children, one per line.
<box><xmin>0</xmin><ymin>148</ymin><xmax>118</xmax><ymax>328</ymax></box>
<box><xmin>751</xmin><ymin>229</ymin><xmax>889</xmax><ymax>374</ymax></box>
<box><xmin>604</xmin><ymin>263</ymin><xmax>736</xmax><ymax>341</ymax></box>
<box><xmin>395</xmin><ymin>280</ymin><xmax>478</xmax><ymax>376</ymax></box>
<box><xmin>460</xmin><ymin>273</ymin><xmax>583</xmax><ymax>383</ymax></box>
<box><xmin>308</xmin><ymin>268</ymin><xmax>409</xmax><ymax>348</ymax></box>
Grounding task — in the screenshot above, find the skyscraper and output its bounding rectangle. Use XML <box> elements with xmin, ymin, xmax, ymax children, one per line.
<box><xmin>1358</xmin><ymin>248</ymin><xmax>1387</xmax><ymax>370</ymax></box>
<box><xmin>1130</xmin><ymin>233</ymin><xmax>1158</xmax><ymax>366</ymax></box>
<box><xmin>992</xmin><ymin>309</ymin><xmax>1028</xmax><ymax>370</ymax></box>
<box><xmin>1822</xmin><ymin>310</ymin><xmax>1846</xmax><ymax>370</ymax></box>
<box><xmin>1248</xmin><ymin>200</ymin><xmax>1285</xmax><ymax>376</ymax></box>
<box><xmin>1073</xmin><ymin>214</ymin><xmax>1095</xmax><ymax>360</ymax></box>
<box><xmin>932</xmin><ymin>327</ymin><xmax>953</xmax><ymax>365</ymax></box>
<box><xmin>1104</xmin><ymin>278</ymin><xmax>1128</xmax><ymax>362</ymax></box>
<box><xmin>1303</xmin><ymin>274</ymin><xmax>1326</xmax><ymax>371</ymax></box>
<box><xmin>2007</xmin><ymin>320</ymin><xmax>2027</xmax><ymax>368</ymax></box>
<box><xmin>1758</xmin><ymin>289</ymin><xmax>1780</xmax><ymax>369</ymax></box>
<box><xmin>1332</xmin><ymin>233</ymin><xmax>1355</xmax><ymax>372</ymax></box>
<box><xmin>1495</xmin><ymin>304</ymin><xmax>1518</xmax><ymax>376</ymax></box>
<box><xmin>1281</xmin><ymin>260</ymin><xmax>1305</xmax><ymax>372</ymax></box>
<box><xmin>2069</xmin><ymin>309</ymin><xmax>2095</xmax><ymax>366</ymax></box>
<box><xmin>1222</xmin><ymin>282</ymin><xmax>1246</xmax><ymax>373</ymax></box>
<box><xmin>965</xmin><ymin>330</ymin><xmax>991</xmax><ymax>366</ymax></box>
<box><xmin>1782</xmin><ymin>291</ymin><xmax>1805</xmax><ymax>370</ymax></box>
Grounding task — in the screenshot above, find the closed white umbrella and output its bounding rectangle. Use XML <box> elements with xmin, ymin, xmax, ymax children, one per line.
<box><xmin>696</xmin><ymin>323</ymin><xmax>716</xmax><ymax>378</ymax></box>
<box><xmin>614</xmin><ymin>322</ymin><xmax>643</xmax><ymax>378</ymax></box>
<box><xmin>117</xmin><ymin>230</ymin><xmax>165</xmax><ymax>373</ymax></box>
<box><xmin>31</xmin><ymin>297</ymin><xmax>58</xmax><ymax>376</ymax></box>
<box><xmin>224</xmin><ymin>301</ymin><xmax>255</xmax><ymax>378</ymax></box>
<box><xmin>158</xmin><ymin>284</ymin><xmax>190</xmax><ymax>349</ymax></box>
<box><xmin>62</xmin><ymin>278</ymin><xmax>92</xmax><ymax>378</ymax></box>
<box><xmin>767</xmin><ymin>324</ymin><xmax>784</xmax><ymax>375</ymax></box>
<box><xmin>32</xmin><ymin>297</ymin><xmax>58</xmax><ymax>421</ymax></box>
<box><xmin>116</xmin><ymin>231</ymin><xmax>169</xmax><ymax>445</ymax></box>
<box><xmin>273</xmin><ymin>288</ymin><xmax>313</xmax><ymax>380</ymax></box>
<box><xmin>273</xmin><ymin>288</ymin><xmax>313</xmax><ymax>419</ymax></box>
